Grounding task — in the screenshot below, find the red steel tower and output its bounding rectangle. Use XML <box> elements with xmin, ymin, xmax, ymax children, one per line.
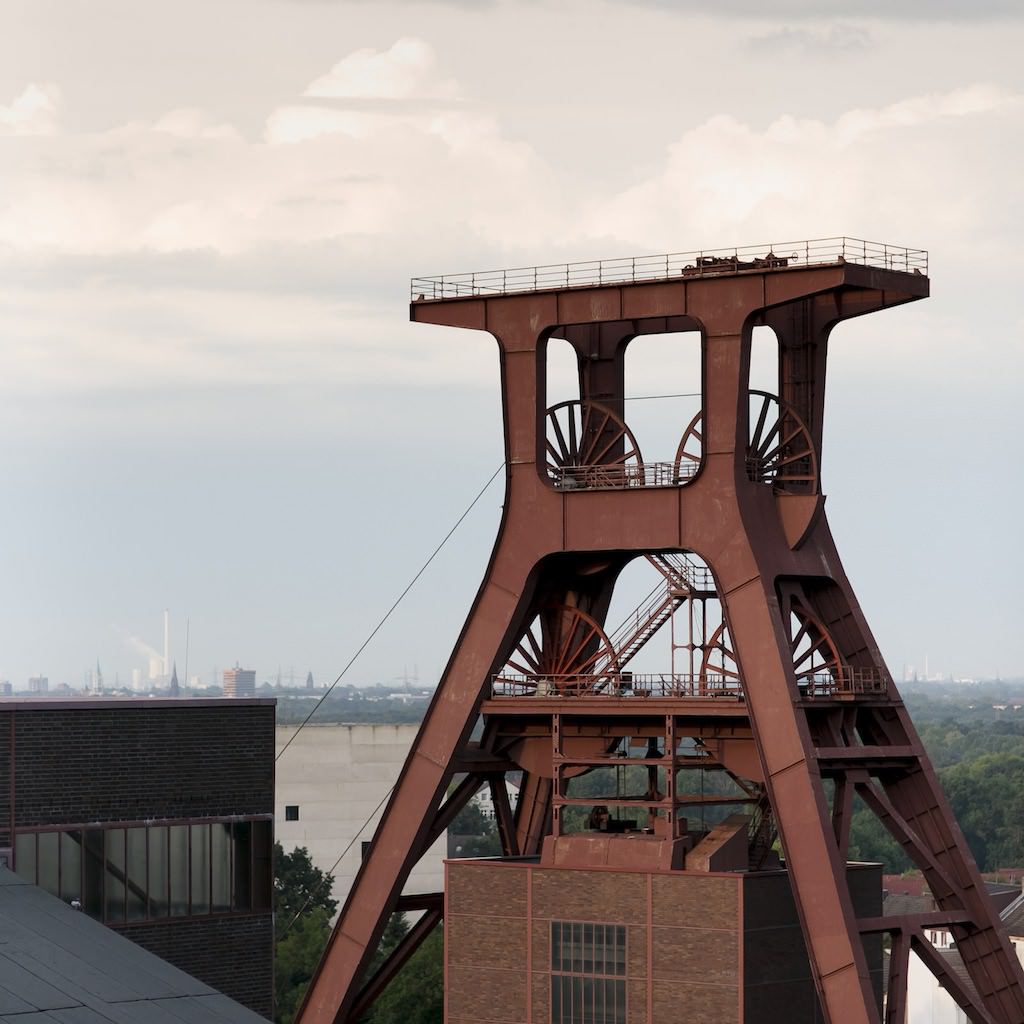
<box><xmin>300</xmin><ymin>239</ymin><xmax>1024</xmax><ymax>1024</ymax></box>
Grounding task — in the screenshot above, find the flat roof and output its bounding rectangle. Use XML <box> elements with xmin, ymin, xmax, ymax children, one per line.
<box><xmin>0</xmin><ymin>697</ymin><xmax>277</xmax><ymax>710</ymax></box>
<box><xmin>411</xmin><ymin>235</ymin><xmax>928</xmax><ymax>302</ymax></box>
<box><xmin>0</xmin><ymin>867</ymin><xmax>265</xmax><ymax>1022</ymax></box>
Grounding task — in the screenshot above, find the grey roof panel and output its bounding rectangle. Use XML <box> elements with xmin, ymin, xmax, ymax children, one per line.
<box><xmin>0</xmin><ymin>956</ymin><xmax>80</xmax><ymax>1012</ymax></box>
<box><xmin>0</xmin><ymin>1014</ymin><xmax>66</xmax><ymax>1023</ymax></box>
<box><xmin>0</xmin><ymin>870</ymin><xmax>265</xmax><ymax>1023</ymax></box>
<box><xmin>1</xmin><ymin>888</ymin><xmax>208</xmax><ymax>1000</ymax></box>
<box><xmin>0</xmin><ymin>985</ymin><xmax>37</xmax><ymax>1015</ymax></box>
<box><xmin>46</xmin><ymin>1008</ymin><xmax>114</xmax><ymax>1024</ymax></box>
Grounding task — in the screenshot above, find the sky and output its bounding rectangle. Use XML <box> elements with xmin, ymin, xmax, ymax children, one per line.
<box><xmin>1</xmin><ymin>0</ymin><xmax>1023</xmax><ymax>691</ymax></box>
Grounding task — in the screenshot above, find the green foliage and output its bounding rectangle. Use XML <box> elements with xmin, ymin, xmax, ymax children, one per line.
<box><xmin>275</xmin><ymin>907</ymin><xmax>331</xmax><ymax>1024</ymax></box>
<box><xmin>361</xmin><ymin>926</ymin><xmax>444</xmax><ymax>1024</ymax></box>
<box><xmin>847</xmin><ymin>803</ymin><xmax>911</xmax><ymax>874</ymax></box>
<box><xmin>274</xmin><ymin>842</ymin><xmax>338</xmax><ymax>942</ymax></box>
<box><xmin>940</xmin><ymin>754</ymin><xmax>1024</xmax><ymax>870</ymax></box>
<box><xmin>274</xmin><ymin>844</ymin><xmax>338</xmax><ymax>1023</ymax></box>
<box><xmin>448</xmin><ymin>797</ymin><xmax>501</xmax><ymax>857</ymax></box>
<box><xmin>843</xmin><ymin>715</ymin><xmax>1024</xmax><ymax>874</ymax></box>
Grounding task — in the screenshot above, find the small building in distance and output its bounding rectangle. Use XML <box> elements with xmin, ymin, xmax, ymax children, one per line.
<box><xmin>276</xmin><ymin>722</ymin><xmax>447</xmax><ymax>909</ymax></box>
<box><xmin>224</xmin><ymin>665</ymin><xmax>257</xmax><ymax>698</ymax></box>
<box><xmin>1</xmin><ymin>696</ymin><xmax>276</xmax><ymax>1016</ymax></box>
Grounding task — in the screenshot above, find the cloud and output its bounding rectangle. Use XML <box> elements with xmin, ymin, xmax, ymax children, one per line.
<box><xmin>747</xmin><ymin>24</ymin><xmax>872</xmax><ymax>55</ymax></box>
<box><xmin>0</xmin><ymin>83</ymin><xmax>62</xmax><ymax>136</ymax></box>
<box><xmin>609</xmin><ymin>0</ymin><xmax>1024</xmax><ymax>20</ymax></box>
<box><xmin>586</xmin><ymin>83</ymin><xmax>1023</xmax><ymax>254</ymax></box>
<box><xmin>303</xmin><ymin>37</ymin><xmax>456</xmax><ymax>100</ymax></box>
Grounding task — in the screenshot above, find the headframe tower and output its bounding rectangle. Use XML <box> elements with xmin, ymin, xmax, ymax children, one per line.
<box><xmin>300</xmin><ymin>239</ymin><xmax>1024</xmax><ymax>1024</ymax></box>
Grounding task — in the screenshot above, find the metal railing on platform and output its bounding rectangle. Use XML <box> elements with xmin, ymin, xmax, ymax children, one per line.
<box><xmin>548</xmin><ymin>461</ymin><xmax>687</xmax><ymax>491</ymax></box>
<box><xmin>799</xmin><ymin>667</ymin><xmax>890</xmax><ymax>698</ymax></box>
<box><xmin>490</xmin><ymin>664</ymin><xmax>888</xmax><ymax>701</ymax></box>
<box><xmin>490</xmin><ymin>672</ymin><xmax>743</xmax><ymax>700</ymax></box>
<box><xmin>412</xmin><ymin>237</ymin><xmax>928</xmax><ymax>301</ymax></box>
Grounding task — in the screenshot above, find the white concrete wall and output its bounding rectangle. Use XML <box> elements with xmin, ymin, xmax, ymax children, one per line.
<box><xmin>906</xmin><ymin>952</ymin><xmax>968</xmax><ymax>1024</ymax></box>
<box><xmin>275</xmin><ymin>723</ymin><xmax>445</xmax><ymax>911</ymax></box>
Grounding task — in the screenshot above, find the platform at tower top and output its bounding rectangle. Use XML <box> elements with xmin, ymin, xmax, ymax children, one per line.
<box><xmin>410</xmin><ymin>235</ymin><xmax>928</xmax><ymax>302</ymax></box>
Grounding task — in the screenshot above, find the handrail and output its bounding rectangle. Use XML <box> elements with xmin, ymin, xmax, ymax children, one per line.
<box><xmin>549</xmin><ymin>461</ymin><xmax>684</xmax><ymax>490</ymax></box>
<box><xmin>412</xmin><ymin>237</ymin><xmax>928</xmax><ymax>301</ymax></box>
<box><xmin>490</xmin><ymin>664</ymin><xmax>889</xmax><ymax>700</ymax></box>
<box><xmin>490</xmin><ymin>672</ymin><xmax>743</xmax><ymax>699</ymax></box>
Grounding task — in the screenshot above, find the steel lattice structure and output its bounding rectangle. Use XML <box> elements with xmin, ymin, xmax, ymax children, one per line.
<box><xmin>299</xmin><ymin>241</ymin><xmax>1024</xmax><ymax>1024</ymax></box>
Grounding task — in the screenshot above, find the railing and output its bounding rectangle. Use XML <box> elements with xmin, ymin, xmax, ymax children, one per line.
<box><xmin>412</xmin><ymin>237</ymin><xmax>928</xmax><ymax>301</ymax></box>
<box><xmin>490</xmin><ymin>664</ymin><xmax>889</xmax><ymax>701</ymax></box>
<box><xmin>548</xmin><ymin>461</ymin><xmax>690</xmax><ymax>491</ymax></box>
<box><xmin>649</xmin><ymin>553</ymin><xmax>716</xmax><ymax>594</ymax></box>
<box><xmin>490</xmin><ymin>672</ymin><xmax>743</xmax><ymax>699</ymax></box>
<box><xmin>798</xmin><ymin>666</ymin><xmax>890</xmax><ymax>698</ymax></box>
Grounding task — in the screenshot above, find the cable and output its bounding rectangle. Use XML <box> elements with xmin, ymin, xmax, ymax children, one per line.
<box><xmin>280</xmin><ymin>783</ymin><xmax>395</xmax><ymax>937</ymax></box>
<box><xmin>623</xmin><ymin>392</ymin><xmax>702</xmax><ymax>402</ymax></box>
<box><xmin>276</xmin><ymin>459</ymin><xmax>505</xmax><ymax>764</ymax></box>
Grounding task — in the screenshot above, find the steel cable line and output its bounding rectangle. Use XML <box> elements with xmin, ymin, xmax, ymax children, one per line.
<box><xmin>276</xmin><ymin>459</ymin><xmax>505</xmax><ymax>764</ymax></box>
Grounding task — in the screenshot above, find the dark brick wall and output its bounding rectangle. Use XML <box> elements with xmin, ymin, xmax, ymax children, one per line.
<box><xmin>0</xmin><ymin>715</ymin><xmax>11</xmax><ymax>847</ymax></box>
<box><xmin>119</xmin><ymin>912</ymin><xmax>274</xmax><ymax>1018</ymax></box>
<box><xmin>5</xmin><ymin>702</ymin><xmax>275</xmax><ymax>826</ymax></box>
<box><xmin>744</xmin><ymin>864</ymin><xmax>883</xmax><ymax>1024</ymax></box>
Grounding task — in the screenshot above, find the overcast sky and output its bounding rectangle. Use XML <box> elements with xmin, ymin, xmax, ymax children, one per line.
<box><xmin>2</xmin><ymin>0</ymin><xmax>1022</xmax><ymax>690</ymax></box>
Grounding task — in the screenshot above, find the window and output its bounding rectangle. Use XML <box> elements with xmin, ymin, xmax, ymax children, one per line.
<box><xmin>13</xmin><ymin>817</ymin><xmax>272</xmax><ymax>925</ymax></box>
<box><xmin>551</xmin><ymin>921</ymin><xmax>626</xmax><ymax>1024</ymax></box>
<box><xmin>285</xmin><ymin>805</ymin><xmax>300</xmax><ymax>822</ymax></box>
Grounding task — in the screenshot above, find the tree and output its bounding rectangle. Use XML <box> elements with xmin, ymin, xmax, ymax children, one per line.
<box><xmin>275</xmin><ymin>907</ymin><xmax>331</xmax><ymax>1024</ymax></box>
<box><xmin>274</xmin><ymin>843</ymin><xmax>338</xmax><ymax>942</ymax></box>
<box><xmin>274</xmin><ymin>844</ymin><xmax>338</xmax><ymax>1023</ymax></box>
<box><xmin>361</xmin><ymin>923</ymin><xmax>443</xmax><ymax>1024</ymax></box>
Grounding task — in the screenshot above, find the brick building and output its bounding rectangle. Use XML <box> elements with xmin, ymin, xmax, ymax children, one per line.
<box><xmin>0</xmin><ymin>697</ymin><xmax>275</xmax><ymax>1017</ymax></box>
<box><xmin>446</xmin><ymin>852</ymin><xmax>882</xmax><ymax>1024</ymax></box>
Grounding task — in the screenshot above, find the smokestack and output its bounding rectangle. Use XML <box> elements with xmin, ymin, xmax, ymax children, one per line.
<box><xmin>164</xmin><ymin>609</ymin><xmax>170</xmax><ymax>680</ymax></box>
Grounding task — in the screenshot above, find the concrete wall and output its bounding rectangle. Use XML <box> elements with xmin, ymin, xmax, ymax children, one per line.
<box><xmin>275</xmin><ymin>723</ymin><xmax>446</xmax><ymax>907</ymax></box>
<box><xmin>906</xmin><ymin>953</ymin><xmax>968</xmax><ymax>1024</ymax></box>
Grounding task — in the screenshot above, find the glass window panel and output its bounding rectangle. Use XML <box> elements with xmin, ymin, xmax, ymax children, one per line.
<box><xmin>83</xmin><ymin>830</ymin><xmax>104</xmax><ymax>918</ymax></box>
<box><xmin>60</xmin><ymin>832</ymin><xmax>82</xmax><ymax>903</ymax></box>
<box><xmin>126</xmin><ymin>828</ymin><xmax>147</xmax><ymax>921</ymax></box>
<box><xmin>551</xmin><ymin>921</ymin><xmax>561</xmax><ymax>970</ymax></box>
<box><xmin>104</xmin><ymin>829</ymin><xmax>126</xmax><ymax>922</ymax></box>
<box><xmin>613</xmin><ymin>925</ymin><xmax>626</xmax><ymax>975</ymax></box>
<box><xmin>14</xmin><ymin>833</ymin><xmax>35</xmax><ymax>883</ymax></box>
<box><xmin>251</xmin><ymin>820</ymin><xmax>272</xmax><ymax>911</ymax></box>
<box><xmin>148</xmin><ymin>827</ymin><xmax>168</xmax><ymax>917</ymax></box>
<box><xmin>582</xmin><ymin>922</ymin><xmax>594</xmax><ymax>973</ymax></box>
<box><xmin>232</xmin><ymin>822</ymin><xmax>251</xmax><ymax>911</ymax></box>
<box><xmin>551</xmin><ymin>976</ymin><xmax>562</xmax><ymax>1024</ymax></box>
<box><xmin>211</xmin><ymin>823</ymin><xmax>230</xmax><ymax>913</ymax></box>
<box><xmin>169</xmin><ymin>825</ymin><xmax>189</xmax><ymax>917</ymax></box>
<box><xmin>611</xmin><ymin>979</ymin><xmax>626</xmax><ymax>1024</ymax></box>
<box><xmin>190</xmin><ymin>824</ymin><xmax>210</xmax><ymax>915</ymax></box>
<box><xmin>582</xmin><ymin>978</ymin><xmax>594</xmax><ymax>1020</ymax></box>
<box><xmin>37</xmin><ymin>832</ymin><xmax>58</xmax><ymax>896</ymax></box>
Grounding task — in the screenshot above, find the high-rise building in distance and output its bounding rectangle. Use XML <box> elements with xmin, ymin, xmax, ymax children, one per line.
<box><xmin>223</xmin><ymin>666</ymin><xmax>256</xmax><ymax>698</ymax></box>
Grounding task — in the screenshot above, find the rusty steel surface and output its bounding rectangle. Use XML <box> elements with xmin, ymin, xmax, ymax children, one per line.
<box><xmin>297</xmin><ymin>247</ymin><xmax>1024</xmax><ymax>1024</ymax></box>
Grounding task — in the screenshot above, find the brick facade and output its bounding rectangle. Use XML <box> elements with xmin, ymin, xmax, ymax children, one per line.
<box><xmin>0</xmin><ymin>699</ymin><xmax>275</xmax><ymax>1018</ymax></box>
<box><xmin>446</xmin><ymin>858</ymin><xmax>882</xmax><ymax>1024</ymax></box>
